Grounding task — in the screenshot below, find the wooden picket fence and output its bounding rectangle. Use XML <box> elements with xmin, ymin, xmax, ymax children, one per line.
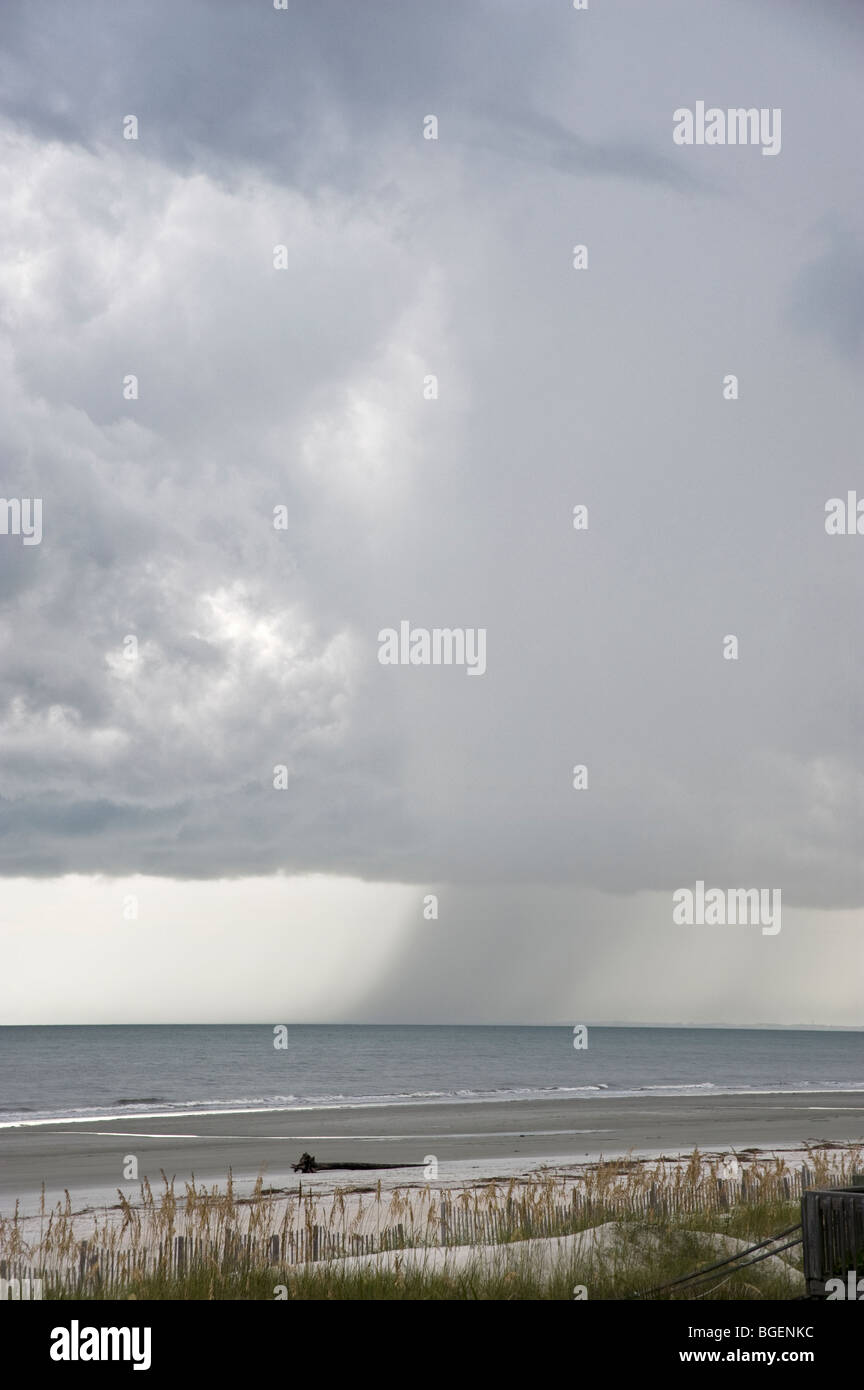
<box><xmin>0</xmin><ymin>1162</ymin><xmax>822</xmax><ymax>1298</ymax></box>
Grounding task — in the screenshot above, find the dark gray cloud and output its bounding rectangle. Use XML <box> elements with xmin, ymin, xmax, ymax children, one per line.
<box><xmin>0</xmin><ymin>0</ymin><xmax>590</xmax><ymax>191</ymax></box>
<box><xmin>788</xmin><ymin>227</ymin><xmax>864</xmax><ymax>358</ymax></box>
<box><xmin>0</xmin><ymin>0</ymin><xmax>861</xmax><ymax>925</ymax></box>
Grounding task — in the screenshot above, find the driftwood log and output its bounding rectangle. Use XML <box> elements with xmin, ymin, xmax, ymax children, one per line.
<box><xmin>292</xmin><ymin>1151</ymin><xmax>422</xmax><ymax>1174</ymax></box>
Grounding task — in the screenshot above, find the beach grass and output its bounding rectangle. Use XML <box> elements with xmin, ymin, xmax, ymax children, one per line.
<box><xmin>2</xmin><ymin>1144</ymin><xmax>857</xmax><ymax>1301</ymax></box>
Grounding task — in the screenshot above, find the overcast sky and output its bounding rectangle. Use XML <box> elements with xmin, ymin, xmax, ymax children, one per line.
<box><xmin>0</xmin><ymin>0</ymin><xmax>862</xmax><ymax>1025</ymax></box>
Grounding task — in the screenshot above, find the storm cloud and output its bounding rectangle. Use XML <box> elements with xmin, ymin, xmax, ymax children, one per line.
<box><xmin>0</xmin><ymin>1</ymin><xmax>862</xmax><ymax>1023</ymax></box>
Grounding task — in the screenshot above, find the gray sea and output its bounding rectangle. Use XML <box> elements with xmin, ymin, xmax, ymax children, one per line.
<box><xmin>1</xmin><ymin>1024</ymin><xmax>863</xmax><ymax>1129</ymax></box>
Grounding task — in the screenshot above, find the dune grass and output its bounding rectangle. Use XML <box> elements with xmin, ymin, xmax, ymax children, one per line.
<box><xmin>2</xmin><ymin>1144</ymin><xmax>858</xmax><ymax>1301</ymax></box>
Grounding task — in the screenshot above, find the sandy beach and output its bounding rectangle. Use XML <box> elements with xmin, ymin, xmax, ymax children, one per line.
<box><xmin>3</xmin><ymin>1090</ymin><xmax>863</xmax><ymax>1215</ymax></box>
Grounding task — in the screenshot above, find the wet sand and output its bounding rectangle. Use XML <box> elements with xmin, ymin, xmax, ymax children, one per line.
<box><xmin>2</xmin><ymin>1091</ymin><xmax>863</xmax><ymax>1214</ymax></box>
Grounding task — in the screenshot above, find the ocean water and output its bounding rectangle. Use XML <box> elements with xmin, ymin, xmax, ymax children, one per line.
<box><xmin>0</xmin><ymin>1025</ymin><xmax>862</xmax><ymax>1128</ymax></box>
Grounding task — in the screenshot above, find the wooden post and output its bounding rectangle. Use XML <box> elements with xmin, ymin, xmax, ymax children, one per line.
<box><xmin>440</xmin><ymin>1199</ymin><xmax>450</xmax><ymax>1246</ymax></box>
